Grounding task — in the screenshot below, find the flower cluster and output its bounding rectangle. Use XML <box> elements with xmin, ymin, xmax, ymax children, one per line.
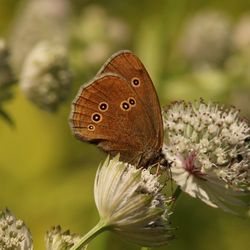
<box><xmin>0</xmin><ymin>209</ymin><xmax>33</xmax><ymax>250</ymax></box>
<box><xmin>163</xmin><ymin>100</ymin><xmax>250</xmax><ymax>214</ymax></box>
<box><xmin>20</xmin><ymin>41</ymin><xmax>72</xmax><ymax>111</ymax></box>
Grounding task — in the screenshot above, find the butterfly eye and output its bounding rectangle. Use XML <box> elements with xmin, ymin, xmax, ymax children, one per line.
<box><xmin>131</xmin><ymin>77</ymin><xmax>140</xmax><ymax>87</ymax></box>
<box><xmin>120</xmin><ymin>101</ymin><xmax>131</xmax><ymax>111</ymax></box>
<box><xmin>92</xmin><ymin>113</ymin><xmax>102</xmax><ymax>123</ymax></box>
<box><xmin>128</xmin><ymin>97</ymin><xmax>136</xmax><ymax>106</ymax></box>
<box><xmin>244</xmin><ymin>137</ymin><xmax>250</xmax><ymax>143</ymax></box>
<box><xmin>99</xmin><ymin>102</ymin><xmax>109</xmax><ymax>112</ymax></box>
<box><xmin>236</xmin><ymin>154</ymin><xmax>243</xmax><ymax>163</ymax></box>
<box><xmin>87</xmin><ymin>124</ymin><xmax>95</xmax><ymax>131</ymax></box>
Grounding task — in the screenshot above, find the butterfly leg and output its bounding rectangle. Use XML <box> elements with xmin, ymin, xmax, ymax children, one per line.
<box><xmin>156</xmin><ymin>163</ymin><xmax>161</xmax><ymax>175</ymax></box>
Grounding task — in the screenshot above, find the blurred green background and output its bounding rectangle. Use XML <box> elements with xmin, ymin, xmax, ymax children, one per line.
<box><xmin>0</xmin><ymin>0</ymin><xmax>250</xmax><ymax>249</ymax></box>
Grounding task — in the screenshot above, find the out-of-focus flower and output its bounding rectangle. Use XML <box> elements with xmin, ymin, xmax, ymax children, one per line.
<box><xmin>9</xmin><ymin>0</ymin><xmax>70</xmax><ymax>72</ymax></box>
<box><xmin>107</xmin><ymin>17</ymin><xmax>131</xmax><ymax>44</ymax></box>
<box><xmin>226</xmin><ymin>14</ymin><xmax>250</xmax><ymax>89</ymax></box>
<box><xmin>162</xmin><ymin>68</ymin><xmax>229</xmax><ymax>102</ymax></box>
<box><xmin>74</xmin><ymin>5</ymin><xmax>130</xmax><ymax>46</ymax></box>
<box><xmin>179</xmin><ymin>11</ymin><xmax>232</xmax><ymax>68</ymax></box>
<box><xmin>225</xmin><ymin>15</ymin><xmax>250</xmax><ymax>113</ymax></box>
<box><xmin>232</xmin><ymin>14</ymin><xmax>250</xmax><ymax>52</ymax></box>
<box><xmin>45</xmin><ymin>225</ymin><xmax>85</xmax><ymax>250</ymax></box>
<box><xmin>20</xmin><ymin>41</ymin><xmax>72</xmax><ymax>112</ymax></box>
<box><xmin>0</xmin><ymin>39</ymin><xmax>14</xmax><ymax>88</ymax></box>
<box><xmin>0</xmin><ymin>208</ymin><xmax>33</xmax><ymax>250</ymax></box>
<box><xmin>71</xmin><ymin>5</ymin><xmax>130</xmax><ymax>71</ymax></box>
<box><xmin>83</xmin><ymin>42</ymin><xmax>110</xmax><ymax>67</ymax></box>
<box><xmin>72</xmin><ymin>156</ymin><xmax>174</xmax><ymax>249</ymax></box>
<box><xmin>163</xmin><ymin>100</ymin><xmax>250</xmax><ymax>215</ymax></box>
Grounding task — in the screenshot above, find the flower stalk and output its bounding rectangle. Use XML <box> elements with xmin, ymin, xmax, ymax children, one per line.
<box><xmin>168</xmin><ymin>186</ymin><xmax>183</xmax><ymax>212</ymax></box>
<box><xmin>70</xmin><ymin>220</ymin><xmax>108</xmax><ymax>250</ymax></box>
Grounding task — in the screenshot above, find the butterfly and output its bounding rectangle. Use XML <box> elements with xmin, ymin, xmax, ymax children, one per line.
<box><xmin>69</xmin><ymin>50</ymin><xmax>167</xmax><ymax>168</ymax></box>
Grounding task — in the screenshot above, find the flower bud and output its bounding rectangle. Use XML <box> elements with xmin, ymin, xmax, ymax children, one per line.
<box><xmin>0</xmin><ymin>209</ymin><xmax>33</xmax><ymax>250</ymax></box>
<box><xmin>45</xmin><ymin>225</ymin><xmax>84</xmax><ymax>250</ymax></box>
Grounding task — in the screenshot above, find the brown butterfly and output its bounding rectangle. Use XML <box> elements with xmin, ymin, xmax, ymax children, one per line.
<box><xmin>69</xmin><ymin>50</ymin><xmax>167</xmax><ymax>168</ymax></box>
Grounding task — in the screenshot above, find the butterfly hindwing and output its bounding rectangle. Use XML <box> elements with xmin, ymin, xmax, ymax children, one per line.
<box><xmin>70</xmin><ymin>73</ymin><xmax>158</xmax><ymax>165</ymax></box>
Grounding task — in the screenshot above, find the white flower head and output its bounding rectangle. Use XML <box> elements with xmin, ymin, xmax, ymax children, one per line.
<box><xmin>94</xmin><ymin>155</ymin><xmax>175</xmax><ymax>247</ymax></box>
<box><xmin>45</xmin><ymin>225</ymin><xmax>85</xmax><ymax>250</ymax></box>
<box><xmin>163</xmin><ymin>100</ymin><xmax>250</xmax><ymax>215</ymax></box>
<box><xmin>20</xmin><ymin>41</ymin><xmax>72</xmax><ymax>111</ymax></box>
<box><xmin>0</xmin><ymin>208</ymin><xmax>33</xmax><ymax>250</ymax></box>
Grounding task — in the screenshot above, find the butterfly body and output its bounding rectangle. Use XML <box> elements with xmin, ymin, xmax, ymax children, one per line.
<box><xmin>70</xmin><ymin>50</ymin><xmax>165</xmax><ymax>168</ymax></box>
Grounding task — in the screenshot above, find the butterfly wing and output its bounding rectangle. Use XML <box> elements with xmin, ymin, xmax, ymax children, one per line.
<box><xmin>97</xmin><ymin>50</ymin><xmax>163</xmax><ymax>151</ymax></box>
<box><xmin>70</xmin><ymin>73</ymin><xmax>159</xmax><ymax>166</ymax></box>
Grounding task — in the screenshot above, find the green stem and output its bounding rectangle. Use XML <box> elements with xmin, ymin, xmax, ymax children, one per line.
<box><xmin>70</xmin><ymin>220</ymin><xmax>108</xmax><ymax>250</ymax></box>
<box><xmin>141</xmin><ymin>248</ymin><xmax>151</xmax><ymax>250</ymax></box>
<box><xmin>169</xmin><ymin>186</ymin><xmax>182</xmax><ymax>212</ymax></box>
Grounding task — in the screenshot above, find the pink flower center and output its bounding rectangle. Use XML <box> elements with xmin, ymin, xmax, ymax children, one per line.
<box><xmin>183</xmin><ymin>151</ymin><xmax>206</xmax><ymax>180</ymax></box>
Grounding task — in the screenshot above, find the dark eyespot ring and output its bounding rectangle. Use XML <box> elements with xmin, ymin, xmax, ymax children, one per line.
<box><xmin>99</xmin><ymin>102</ymin><xmax>108</xmax><ymax>112</ymax></box>
<box><xmin>128</xmin><ymin>97</ymin><xmax>136</xmax><ymax>106</ymax></box>
<box><xmin>120</xmin><ymin>101</ymin><xmax>130</xmax><ymax>111</ymax></box>
<box><xmin>91</xmin><ymin>113</ymin><xmax>102</xmax><ymax>123</ymax></box>
<box><xmin>131</xmin><ymin>77</ymin><xmax>140</xmax><ymax>87</ymax></box>
<box><xmin>87</xmin><ymin>124</ymin><xmax>95</xmax><ymax>131</ymax></box>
